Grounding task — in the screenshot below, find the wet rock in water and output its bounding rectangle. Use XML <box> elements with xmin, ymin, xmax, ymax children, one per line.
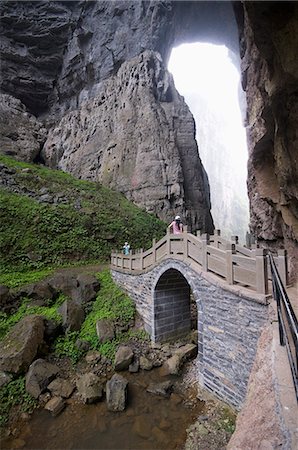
<box><xmin>58</xmin><ymin>299</ymin><xmax>85</xmax><ymax>332</ymax></box>
<box><xmin>96</xmin><ymin>319</ymin><xmax>115</xmax><ymax>343</ymax></box>
<box><xmin>44</xmin><ymin>396</ymin><xmax>65</xmax><ymax>417</ymax></box>
<box><xmin>47</xmin><ymin>378</ymin><xmax>75</xmax><ymax>398</ymax></box>
<box><xmin>25</xmin><ymin>358</ymin><xmax>60</xmax><ymax>399</ymax></box>
<box><xmin>106</xmin><ymin>373</ymin><xmax>128</xmax><ymax>412</ymax></box>
<box><xmin>0</xmin><ymin>371</ymin><xmax>13</xmax><ymax>388</ymax></box>
<box><xmin>146</xmin><ymin>380</ymin><xmax>173</xmax><ymax>397</ymax></box>
<box><xmin>85</xmin><ymin>350</ymin><xmax>101</xmax><ymax>365</ymax></box>
<box><xmin>139</xmin><ymin>356</ymin><xmax>153</xmax><ymax>371</ymax></box>
<box><xmin>76</xmin><ymin>372</ymin><xmax>103</xmax><ymax>404</ymax></box>
<box><xmin>129</xmin><ymin>360</ymin><xmax>139</xmax><ymax>373</ymax></box>
<box><xmin>0</xmin><ymin>315</ymin><xmax>44</xmax><ymax>374</ymax></box>
<box><xmin>114</xmin><ymin>346</ymin><xmax>134</xmax><ymax>371</ymax></box>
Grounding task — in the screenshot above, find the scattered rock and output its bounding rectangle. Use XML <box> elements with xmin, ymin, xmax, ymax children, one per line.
<box><xmin>129</xmin><ymin>360</ymin><xmax>139</xmax><ymax>373</ymax></box>
<box><xmin>75</xmin><ymin>339</ymin><xmax>91</xmax><ymax>352</ymax></box>
<box><xmin>16</xmin><ymin>281</ymin><xmax>56</xmax><ymax>304</ymax></box>
<box><xmin>106</xmin><ymin>373</ymin><xmax>128</xmax><ymax>412</ymax></box>
<box><xmin>85</xmin><ymin>350</ymin><xmax>101</xmax><ymax>365</ymax></box>
<box><xmin>175</xmin><ymin>343</ymin><xmax>197</xmax><ymax>361</ymax></box>
<box><xmin>139</xmin><ymin>356</ymin><xmax>153</xmax><ymax>371</ymax></box>
<box><xmin>47</xmin><ymin>273</ymin><xmax>78</xmax><ymax>298</ymax></box>
<box><xmin>25</xmin><ymin>358</ymin><xmax>60</xmax><ymax>398</ymax></box>
<box><xmin>161</xmin><ymin>354</ymin><xmax>181</xmax><ymax>376</ymax></box>
<box><xmin>96</xmin><ymin>319</ymin><xmax>115</xmax><ymax>343</ymax></box>
<box><xmin>76</xmin><ymin>373</ymin><xmax>103</xmax><ymax>404</ymax></box>
<box><xmin>44</xmin><ymin>396</ymin><xmax>65</xmax><ymax>417</ymax></box>
<box><xmin>0</xmin><ymin>285</ymin><xmax>13</xmax><ymax>313</ymax></box>
<box><xmin>47</xmin><ymin>378</ymin><xmax>75</xmax><ymax>398</ymax></box>
<box><xmin>114</xmin><ymin>346</ymin><xmax>134</xmax><ymax>371</ymax></box>
<box><xmin>58</xmin><ymin>299</ymin><xmax>85</xmax><ymax>332</ymax></box>
<box><xmin>146</xmin><ymin>380</ymin><xmax>173</xmax><ymax>397</ymax></box>
<box><xmin>0</xmin><ymin>315</ymin><xmax>45</xmax><ymax>374</ymax></box>
<box><xmin>0</xmin><ymin>371</ymin><xmax>13</xmax><ymax>388</ymax></box>
<box><xmin>73</xmin><ymin>274</ymin><xmax>100</xmax><ymax>305</ymax></box>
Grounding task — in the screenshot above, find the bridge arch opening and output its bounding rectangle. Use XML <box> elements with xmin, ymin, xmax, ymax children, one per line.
<box><xmin>153</xmin><ymin>268</ymin><xmax>195</xmax><ymax>342</ymax></box>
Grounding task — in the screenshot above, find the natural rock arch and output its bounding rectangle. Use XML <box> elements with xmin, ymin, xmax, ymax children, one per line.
<box><xmin>0</xmin><ymin>0</ymin><xmax>297</xmax><ymax>279</ymax></box>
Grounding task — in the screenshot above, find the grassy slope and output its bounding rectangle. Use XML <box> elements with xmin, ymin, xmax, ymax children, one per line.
<box><xmin>0</xmin><ymin>155</ymin><xmax>167</xmax><ymax>274</ymax></box>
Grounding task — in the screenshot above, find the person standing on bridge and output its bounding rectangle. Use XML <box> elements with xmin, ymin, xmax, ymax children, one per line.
<box><xmin>122</xmin><ymin>242</ymin><xmax>130</xmax><ymax>255</ymax></box>
<box><xmin>168</xmin><ymin>215</ymin><xmax>184</xmax><ymax>234</ymax></box>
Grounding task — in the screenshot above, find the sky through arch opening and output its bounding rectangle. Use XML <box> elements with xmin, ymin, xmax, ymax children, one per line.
<box><xmin>168</xmin><ymin>43</ymin><xmax>249</xmax><ymax>242</ymax></box>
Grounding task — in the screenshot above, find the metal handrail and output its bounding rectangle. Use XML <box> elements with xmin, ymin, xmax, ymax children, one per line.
<box><xmin>268</xmin><ymin>252</ymin><xmax>298</xmax><ymax>401</ymax></box>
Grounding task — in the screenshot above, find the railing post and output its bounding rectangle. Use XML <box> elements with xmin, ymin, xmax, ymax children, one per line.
<box><xmin>255</xmin><ymin>249</ymin><xmax>268</xmax><ymax>294</ymax></box>
<box><xmin>214</xmin><ymin>229</ymin><xmax>221</xmax><ymax>248</ymax></box>
<box><xmin>166</xmin><ymin>232</ymin><xmax>170</xmax><ymax>256</ymax></box>
<box><xmin>183</xmin><ymin>228</ymin><xmax>188</xmax><ymax>258</ymax></box>
<box><xmin>226</xmin><ymin>243</ymin><xmax>235</xmax><ymax>284</ymax></box>
<box><xmin>278</xmin><ymin>249</ymin><xmax>288</xmax><ymax>286</ymax></box>
<box><xmin>231</xmin><ymin>235</ymin><xmax>239</xmax><ymax>245</ymax></box>
<box><xmin>152</xmin><ymin>238</ymin><xmax>156</xmax><ymax>263</ymax></box>
<box><xmin>201</xmin><ymin>233</ymin><xmax>209</xmax><ymax>271</ymax></box>
<box><xmin>129</xmin><ymin>250</ymin><xmax>133</xmax><ymax>271</ymax></box>
<box><xmin>140</xmin><ymin>248</ymin><xmax>144</xmax><ymax>270</ymax></box>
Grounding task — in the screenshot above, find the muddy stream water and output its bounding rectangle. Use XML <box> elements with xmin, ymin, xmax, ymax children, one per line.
<box><xmin>2</xmin><ymin>362</ymin><xmax>209</xmax><ymax>450</ymax></box>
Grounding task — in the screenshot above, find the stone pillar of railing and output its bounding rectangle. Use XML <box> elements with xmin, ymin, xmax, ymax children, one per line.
<box><xmin>213</xmin><ymin>229</ymin><xmax>221</xmax><ymax>248</ymax></box>
<box><xmin>278</xmin><ymin>249</ymin><xmax>288</xmax><ymax>286</ymax></box>
<box><xmin>201</xmin><ymin>233</ymin><xmax>210</xmax><ymax>271</ymax></box>
<box><xmin>231</xmin><ymin>235</ymin><xmax>239</xmax><ymax>245</ymax></box>
<box><xmin>152</xmin><ymin>238</ymin><xmax>156</xmax><ymax>263</ymax></box>
<box><xmin>140</xmin><ymin>248</ymin><xmax>144</xmax><ymax>270</ymax></box>
<box><xmin>255</xmin><ymin>249</ymin><xmax>269</xmax><ymax>294</ymax></box>
<box><xmin>183</xmin><ymin>225</ymin><xmax>188</xmax><ymax>257</ymax></box>
<box><xmin>226</xmin><ymin>243</ymin><xmax>236</xmax><ymax>284</ymax></box>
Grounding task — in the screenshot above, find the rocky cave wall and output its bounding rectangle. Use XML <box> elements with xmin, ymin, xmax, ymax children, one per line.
<box><xmin>0</xmin><ymin>0</ymin><xmax>297</xmax><ymax>277</ymax></box>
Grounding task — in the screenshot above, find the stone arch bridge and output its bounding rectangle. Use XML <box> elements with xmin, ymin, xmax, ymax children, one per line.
<box><xmin>110</xmin><ymin>230</ymin><xmax>288</xmax><ymax>408</ymax></box>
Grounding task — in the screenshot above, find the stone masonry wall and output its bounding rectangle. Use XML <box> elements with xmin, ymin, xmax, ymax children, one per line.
<box><xmin>111</xmin><ymin>259</ymin><xmax>268</xmax><ymax>409</ymax></box>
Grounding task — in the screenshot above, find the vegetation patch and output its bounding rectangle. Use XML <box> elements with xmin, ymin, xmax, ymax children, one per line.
<box><xmin>0</xmin><ymin>377</ymin><xmax>37</xmax><ymax>428</ymax></box>
<box><xmin>0</xmin><ymin>294</ymin><xmax>65</xmax><ymax>340</ymax></box>
<box><xmin>0</xmin><ymin>155</ymin><xmax>167</xmax><ymax>274</ymax></box>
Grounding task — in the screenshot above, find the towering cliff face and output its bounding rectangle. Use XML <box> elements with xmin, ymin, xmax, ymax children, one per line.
<box><xmin>0</xmin><ymin>1</ymin><xmax>297</xmax><ymax>275</ymax></box>
<box><xmin>41</xmin><ymin>51</ymin><xmax>213</xmax><ymax>231</ymax></box>
<box><xmin>234</xmin><ymin>2</ymin><xmax>298</xmax><ymax>279</ymax></box>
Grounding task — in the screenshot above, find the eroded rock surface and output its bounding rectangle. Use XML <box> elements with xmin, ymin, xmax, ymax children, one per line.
<box><xmin>41</xmin><ymin>51</ymin><xmax>213</xmax><ymax>232</ymax></box>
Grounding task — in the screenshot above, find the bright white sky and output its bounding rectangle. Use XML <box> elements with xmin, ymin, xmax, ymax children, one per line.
<box><xmin>168</xmin><ymin>42</ymin><xmax>248</xmax><ymax>172</ymax></box>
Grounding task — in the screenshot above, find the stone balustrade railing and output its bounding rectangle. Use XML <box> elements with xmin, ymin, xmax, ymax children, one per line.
<box><xmin>111</xmin><ymin>229</ymin><xmax>288</xmax><ymax>295</ymax></box>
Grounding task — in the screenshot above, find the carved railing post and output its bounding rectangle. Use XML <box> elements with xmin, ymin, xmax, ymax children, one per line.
<box><xmin>278</xmin><ymin>249</ymin><xmax>288</xmax><ymax>286</ymax></box>
<box><xmin>201</xmin><ymin>233</ymin><xmax>210</xmax><ymax>271</ymax></box>
<box><xmin>152</xmin><ymin>238</ymin><xmax>156</xmax><ymax>263</ymax></box>
<box><xmin>140</xmin><ymin>248</ymin><xmax>144</xmax><ymax>270</ymax></box>
<box><xmin>231</xmin><ymin>235</ymin><xmax>239</xmax><ymax>245</ymax></box>
<box><xmin>255</xmin><ymin>249</ymin><xmax>268</xmax><ymax>294</ymax></box>
<box><xmin>226</xmin><ymin>243</ymin><xmax>236</xmax><ymax>284</ymax></box>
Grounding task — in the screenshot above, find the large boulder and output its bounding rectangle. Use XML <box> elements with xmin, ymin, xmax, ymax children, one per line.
<box><xmin>16</xmin><ymin>281</ymin><xmax>56</xmax><ymax>305</ymax></box>
<box><xmin>47</xmin><ymin>273</ymin><xmax>78</xmax><ymax>298</ymax></box>
<box><xmin>72</xmin><ymin>274</ymin><xmax>100</xmax><ymax>305</ymax></box>
<box><xmin>146</xmin><ymin>380</ymin><xmax>173</xmax><ymax>397</ymax></box>
<box><xmin>114</xmin><ymin>346</ymin><xmax>134</xmax><ymax>371</ymax></box>
<box><xmin>47</xmin><ymin>378</ymin><xmax>75</xmax><ymax>399</ymax></box>
<box><xmin>58</xmin><ymin>299</ymin><xmax>85</xmax><ymax>332</ymax></box>
<box><xmin>106</xmin><ymin>374</ymin><xmax>128</xmax><ymax>412</ymax></box>
<box><xmin>25</xmin><ymin>358</ymin><xmax>60</xmax><ymax>398</ymax></box>
<box><xmin>96</xmin><ymin>319</ymin><xmax>115</xmax><ymax>344</ymax></box>
<box><xmin>0</xmin><ymin>315</ymin><xmax>45</xmax><ymax>374</ymax></box>
<box><xmin>76</xmin><ymin>373</ymin><xmax>103</xmax><ymax>404</ymax></box>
